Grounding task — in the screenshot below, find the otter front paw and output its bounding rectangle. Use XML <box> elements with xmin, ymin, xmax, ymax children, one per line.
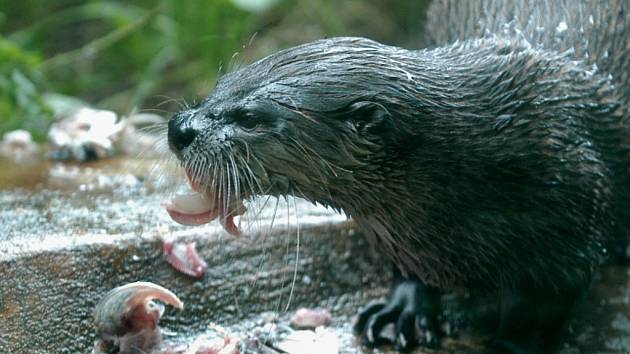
<box><xmin>354</xmin><ymin>280</ymin><xmax>439</xmax><ymax>351</ymax></box>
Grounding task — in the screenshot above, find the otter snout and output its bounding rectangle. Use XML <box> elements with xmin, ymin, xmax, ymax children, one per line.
<box><xmin>168</xmin><ymin>112</ymin><xmax>197</xmax><ymax>156</ymax></box>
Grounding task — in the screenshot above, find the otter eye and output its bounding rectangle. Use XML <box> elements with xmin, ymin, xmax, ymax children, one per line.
<box><xmin>239</xmin><ymin>112</ymin><xmax>258</xmax><ymax>129</ymax></box>
<box><xmin>227</xmin><ymin>110</ymin><xmax>259</xmax><ymax>130</ymax></box>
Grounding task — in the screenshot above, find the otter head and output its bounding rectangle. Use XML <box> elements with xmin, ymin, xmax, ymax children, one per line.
<box><xmin>166</xmin><ymin>37</ymin><xmax>419</xmax><ymax>234</ymax></box>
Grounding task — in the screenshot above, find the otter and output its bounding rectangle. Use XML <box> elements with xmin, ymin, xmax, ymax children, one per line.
<box><xmin>165</xmin><ymin>0</ymin><xmax>630</xmax><ymax>353</ymax></box>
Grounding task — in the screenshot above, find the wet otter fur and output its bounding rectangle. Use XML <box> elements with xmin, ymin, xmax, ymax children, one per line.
<box><xmin>167</xmin><ymin>0</ymin><xmax>630</xmax><ymax>352</ymax></box>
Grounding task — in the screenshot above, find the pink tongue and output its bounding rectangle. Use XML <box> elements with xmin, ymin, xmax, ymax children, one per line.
<box><xmin>164</xmin><ymin>192</ymin><xmax>243</xmax><ymax>236</ymax></box>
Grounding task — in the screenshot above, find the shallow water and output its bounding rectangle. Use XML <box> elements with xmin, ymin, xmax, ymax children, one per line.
<box><xmin>0</xmin><ymin>157</ymin><xmax>629</xmax><ymax>354</ymax></box>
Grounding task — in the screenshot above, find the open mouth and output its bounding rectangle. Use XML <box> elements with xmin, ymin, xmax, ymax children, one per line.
<box><xmin>164</xmin><ymin>169</ymin><xmax>246</xmax><ymax>236</ymax></box>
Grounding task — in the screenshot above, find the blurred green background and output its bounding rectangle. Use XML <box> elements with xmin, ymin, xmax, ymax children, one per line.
<box><xmin>0</xmin><ymin>0</ymin><xmax>429</xmax><ymax>140</ymax></box>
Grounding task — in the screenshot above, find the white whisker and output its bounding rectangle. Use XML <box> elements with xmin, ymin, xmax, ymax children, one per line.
<box><xmin>285</xmin><ymin>196</ymin><xmax>300</xmax><ymax>312</ymax></box>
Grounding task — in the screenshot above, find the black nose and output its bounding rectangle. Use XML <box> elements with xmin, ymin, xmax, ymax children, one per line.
<box><xmin>168</xmin><ymin>113</ymin><xmax>197</xmax><ymax>155</ymax></box>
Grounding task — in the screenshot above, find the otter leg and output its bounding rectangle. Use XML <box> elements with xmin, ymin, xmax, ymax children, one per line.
<box><xmin>485</xmin><ymin>284</ymin><xmax>585</xmax><ymax>354</ymax></box>
<box><xmin>354</xmin><ymin>267</ymin><xmax>440</xmax><ymax>350</ymax></box>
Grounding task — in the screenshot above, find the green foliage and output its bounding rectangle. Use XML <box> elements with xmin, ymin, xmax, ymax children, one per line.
<box><xmin>0</xmin><ymin>0</ymin><xmax>256</xmax><ymax>139</ymax></box>
<box><xmin>0</xmin><ymin>35</ymin><xmax>53</xmax><ymax>140</ymax></box>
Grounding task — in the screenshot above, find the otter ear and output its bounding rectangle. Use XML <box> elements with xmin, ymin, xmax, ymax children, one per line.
<box><xmin>347</xmin><ymin>101</ymin><xmax>392</xmax><ymax>134</ymax></box>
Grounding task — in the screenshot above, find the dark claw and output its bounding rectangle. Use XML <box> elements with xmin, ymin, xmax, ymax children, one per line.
<box><xmin>354</xmin><ymin>300</ymin><xmax>386</xmax><ymax>334</ymax></box>
<box><xmin>394</xmin><ymin>309</ymin><xmax>417</xmax><ymax>350</ymax></box>
<box><xmin>364</xmin><ymin>303</ymin><xmax>398</xmax><ymax>344</ymax></box>
<box><xmin>355</xmin><ymin>280</ymin><xmax>440</xmax><ymax>351</ymax></box>
<box><xmin>415</xmin><ymin>312</ymin><xmax>439</xmax><ymax>348</ymax></box>
<box><xmin>93</xmin><ymin>282</ymin><xmax>184</xmax><ymax>354</ymax></box>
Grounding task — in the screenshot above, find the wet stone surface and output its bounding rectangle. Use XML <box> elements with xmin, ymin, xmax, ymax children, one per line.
<box><xmin>0</xmin><ymin>157</ymin><xmax>630</xmax><ymax>354</ymax></box>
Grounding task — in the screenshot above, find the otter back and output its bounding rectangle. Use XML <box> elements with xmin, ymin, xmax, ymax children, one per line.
<box><xmin>425</xmin><ymin>0</ymin><xmax>630</xmax><ymax>257</ymax></box>
<box><xmin>425</xmin><ymin>0</ymin><xmax>630</xmax><ymax>106</ymax></box>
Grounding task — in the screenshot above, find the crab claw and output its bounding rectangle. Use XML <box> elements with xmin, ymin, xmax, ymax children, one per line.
<box><xmin>93</xmin><ymin>282</ymin><xmax>184</xmax><ymax>354</ymax></box>
<box><xmin>163</xmin><ymin>240</ymin><xmax>208</xmax><ymax>278</ymax></box>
